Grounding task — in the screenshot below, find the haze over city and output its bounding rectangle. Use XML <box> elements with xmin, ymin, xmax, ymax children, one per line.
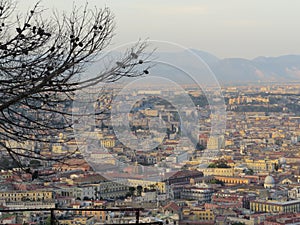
<box><xmin>20</xmin><ymin>0</ymin><xmax>300</xmax><ymax>59</ymax></box>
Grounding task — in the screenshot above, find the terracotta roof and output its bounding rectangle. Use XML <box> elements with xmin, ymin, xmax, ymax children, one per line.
<box><xmin>163</xmin><ymin>201</ymin><xmax>180</xmax><ymax>212</ymax></box>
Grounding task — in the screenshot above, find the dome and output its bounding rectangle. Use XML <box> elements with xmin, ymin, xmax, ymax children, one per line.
<box><xmin>264</xmin><ymin>175</ymin><xmax>275</xmax><ymax>188</ymax></box>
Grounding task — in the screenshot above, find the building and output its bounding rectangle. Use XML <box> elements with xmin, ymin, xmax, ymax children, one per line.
<box><xmin>288</xmin><ymin>186</ymin><xmax>300</xmax><ymax>199</ymax></box>
<box><xmin>164</xmin><ymin>170</ymin><xmax>204</xmax><ymax>185</ymax></box>
<box><xmin>127</xmin><ymin>179</ymin><xmax>166</xmax><ymax>193</ymax></box>
<box><xmin>100</xmin><ymin>138</ymin><xmax>116</xmax><ymax>148</ymax></box>
<box><xmin>97</xmin><ymin>181</ymin><xmax>129</xmax><ymax>200</ymax></box>
<box><xmin>214</xmin><ymin>176</ymin><xmax>250</xmax><ymax>185</ymax></box>
<box><xmin>250</xmin><ymin>199</ymin><xmax>300</xmax><ymax>213</ymax></box>
<box><xmin>76</xmin><ymin>206</ymin><xmax>108</xmax><ymax>223</ymax></box>
<box><xmin>181</xmin><ymin>184</ymin><xmax>214</xmax><ymax>203</ymax></box>
<box><xmin>198</xmin><ymin>168</ymin><xmax>234</xmax><ymax>177</ymax></box>
<box><xmin>207</xmin><ymin>136</ymin><xmax>224</xmax><ymax>150</ymax></box>
<box><xmin>244</xmin><ymin>158</ymin><xmax>277</xmax><ymax>172</ymax></box>
<box><xmin>263</xmin><ymin>213</ymin><xmax>300</xmax><ymax>225</ymax></box>
<box><xmin>0</xmin><ymin>214</ymin><xmax>16</xmax><ymax>224</ymax></box>
<box><xmin>53</xmin><ymin>159</ymin><xmax>91</xmax><ymax>172</ymax></box>
<box><xmin>4</xmin><ymin>201</ymin><xmax>55</xmax><ymax>209</ymax></box>
<box><xmin>211</xmin><ymin>192</ymin><xmax>255</xmax><ymax>209</ymax></box>
<box><xmin>162</xmin><ymin>201</ymin><xmax>181</xmax><ymax>223</ymax></box>
<box><xmin>182</xmin><ymin>208</ymin><xmax>214</xmax><ymax>222</ymax></box>
<box><xmin>0</xmin><ymin>190</ymin><xmax>53</xmax><ymax>202</ymax></box>
<box><xmin>58</xmin><ymin>216</ymin><xmax>95</xmax><ymax>225</ymax></box>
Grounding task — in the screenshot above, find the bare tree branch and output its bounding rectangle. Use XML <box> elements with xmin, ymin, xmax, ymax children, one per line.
<box><xmin>0</xmin><ymin>0</ymin><xmax>151</xmax><ymax>170</ymax></box>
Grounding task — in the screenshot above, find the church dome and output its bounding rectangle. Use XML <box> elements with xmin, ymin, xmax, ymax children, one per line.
<box><xmin>264</xmin><ymin>175</ymin><xmax>275</xmax><ymax>188</ymax></box>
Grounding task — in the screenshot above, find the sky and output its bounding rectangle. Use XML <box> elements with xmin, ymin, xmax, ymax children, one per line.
<box><xmin>18</xmin><ymin>0</ymin><xmax>300</xmax><ymax>59</ymax></box>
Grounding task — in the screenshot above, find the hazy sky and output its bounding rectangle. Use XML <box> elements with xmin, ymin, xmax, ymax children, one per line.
<box><xmin>19</xmin><ymin>0</ymin><xmax>300</xmax><ymax>59</ymax></box>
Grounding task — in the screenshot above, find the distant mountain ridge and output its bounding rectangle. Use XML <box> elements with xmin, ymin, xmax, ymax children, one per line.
<box><xmin>154</xmin><ymin>49</ymin><xmax>300</xmax><ymax>84</ymax></box>
<box><xmin>193</xmin><ymin>50</ymin><xmax>300</xmax><ymax>83</ymax></box>
<box><xmin>87</xmin><ymin>49</ymin><xmax>300</xmax><ymax>85</ymax></box>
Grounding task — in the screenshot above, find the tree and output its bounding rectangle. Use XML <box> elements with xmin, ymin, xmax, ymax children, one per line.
<box><xmin>208</xmin><ymin>159</ymin><xmax>231</xmax><ymax>168</ymax></box>
<box><xmin>45</xmin><ymin>216</ymin><xmax>51</xmax><ymax>225</ymax></box>
<box><xmin>209</xmin><ymin>179</ymin><xmax>224</xmax><ymax>186</ymax></box>
<box><xmin>275</xmin><ymin>139</ymin><xmax>283</xmax><ymax>146</ymax></box>
<box><xmin>244</xmin><ymin>168</ymin><xmax>254</xmax><ymax>175</ymax></box>
<box><xmin>29</xmin><ymin>159</ymin><xmax>41</xmax><ymax>168</ymax></box>
<box><xmin>196</xmin><ymin>143</ymin><xmax>205</xmax><ymax>150</ymax></box>
<box><xmin>128</xmin><ymin>186</ymin><xmax>135</xmax><ymax>197</ymax></box>
<box><xmin>0</xmin><ymin>0</ymin><xmax>149</xmax><ymax>169</ymax></box>
<box><xmin>181</xmin><ymin>164</ymin><xmax>189</xmax><ymax>170</ymax></box>
<box><xmin>83</xmin><ymin>196</ymin><xmax>91</xmax><ymax>201</ymax></box>
<box><xmin>136</xmin><ymin>185</ymin><xmax>143</xmax><ymax>196</ymax></box>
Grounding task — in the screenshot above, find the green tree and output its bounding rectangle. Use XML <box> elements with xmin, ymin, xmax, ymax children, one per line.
<box><xmin>244</xmin><ymin>168</ymin><xmax>254</xmax><ymax>175</ymax></box>
<box><xmin>29</xmin><ymin>159</ymin><xmax>41</xmax><ymax>168</ymax></box>
<box><xmin>275</xmin><ymin>139</ymin><xmax>283</xmax><ymax>146</ymax></box>
<box><xmin>209</xmin><ymin>179</ymin><xmax>224</xmax><ymax>186</ymax></box>
<box><xmin>136</xmin><ymin>185</ymin><xmax>143</xmax><ymax>196</ymax></box>
<box><xmin>208</xmin><ymin>163</ymin><xmax>217</xmax><ymax>168</ymax></box>
<box><xmin>181</xmin><ymin>164</ymin><xmax>189</xmax><ymax>170</ymax></box>
<box><xmin>128</xmin><ymin>187</ymin><xmax>136</xmax><ymax>197</ymax></box>
<box><xmin>208</xmin><ymin>159</ymin><xmax>231</xmax><ymax>168</ymax></box>
<box><xmin>45</xmin><ymin>216</ymin><xmax>51</xmax><ymax>225</ymax></box>
<box><xmin>196</xmin><ymin>143</ymin><xmax>205</xmax><ymax>150</ymax></box>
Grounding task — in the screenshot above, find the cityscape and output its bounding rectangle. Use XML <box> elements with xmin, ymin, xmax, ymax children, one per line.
<box><xmin>1</xmin><ymin>0</ymin><xmax>300</xmax><ymax>225</ymax></box>
<box><xmin>2</xmin><ymin>83</ymin><xmax>300</xmax><ymax>224</ymax></box>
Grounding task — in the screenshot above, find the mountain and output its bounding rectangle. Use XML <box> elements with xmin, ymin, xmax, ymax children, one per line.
<box><xmin>214</xmin><ymin>55</ymin><xmax>300</xmax><ymax>83</ymax></box>
<box><xmin>189</xmin><ymin>49</ymin><xmax>220</xmax><ymax>67</ymax></box>
<box><xmin>85</xmin><ymin>50</ymin><xmax>300</xmax><ymax>84</ymax></box>
<box><xmin>152</xmin><ymin>50</ymin><xmax>300</xmax><ymax>84</ymax></box>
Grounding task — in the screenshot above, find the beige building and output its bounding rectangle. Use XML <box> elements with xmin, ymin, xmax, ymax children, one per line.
<box><xmin>183</xmin><ymin>208</ymin><xmax>214</xmax><ymax>221</ymax></box>
<box><xmin>198</xmin><ymin>168</ymin><xmax>234</xmax><ymax>177</ymax></box>
<box><xmin>100</xmin><ymin>138</ymin><xmax>116</xmax><ymax>148</ymax></box>
<box><xmin>244</xmin><ymin>158</ymin><xmax>277</xmax><ymax>172</ymax></box>
<box><xmin>127</xmin><ymin>179</ymin><xmax>166</xmax><ymax>193</ymax></box>
<box><xmin>207</xmin><ymin>136</ymin><xmax>224</xmax><ymax>150</ymax></box>
<box><xmin>250</xmin><ymin>199</ymin><xmax>300</xmax><ymax>213</ymax></box>
<box><xmin>59</xmin><ymin>216</ymin><xmax>94</xmax><ymax>225</ymax></box>
<box><xmin>214</xmin><ymin>176</ymin><xmax>250</xmax><ymax>185</ymax></box>
<box><xmin>0</xmin><ymin>190</ymin><xmax>53</xmax><ymax>202</ymax></box>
